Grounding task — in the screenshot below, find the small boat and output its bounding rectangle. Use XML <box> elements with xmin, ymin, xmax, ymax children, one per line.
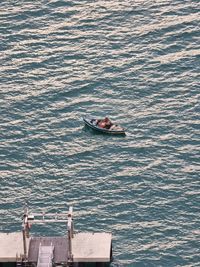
<box><xmin>83</xmin><ymin>116</ymin><xmax>126</xmax><ymax>135</ymax></box>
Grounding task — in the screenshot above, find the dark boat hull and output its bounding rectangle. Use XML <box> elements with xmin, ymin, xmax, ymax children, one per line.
<box><xmin>83</xmin><ymin>116</ymin><xmax>126</xmax><ymax>135</ymax></box>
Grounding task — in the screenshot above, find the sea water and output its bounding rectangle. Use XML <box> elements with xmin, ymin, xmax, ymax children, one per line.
<box><xmin>0</xmin><ymin>1</ymin><xmax>199</xmax><ymax>266</ymax></box>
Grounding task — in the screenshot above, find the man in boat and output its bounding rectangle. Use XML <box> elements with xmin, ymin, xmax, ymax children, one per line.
<box><xmin>98</xmin><ymin>117</ymin><xmax>112</xmax><ymax>129</ymax></box>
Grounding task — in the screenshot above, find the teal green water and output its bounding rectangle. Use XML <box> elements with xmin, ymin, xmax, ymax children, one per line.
<box><xmin>0</xmin><ymin>1</ymin><xmax>200</xmax><ymax>266</ymax></box>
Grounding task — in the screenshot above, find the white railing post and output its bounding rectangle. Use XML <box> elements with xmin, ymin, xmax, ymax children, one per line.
<box><xmin>67</xmin><ymin>206</ymin><xmax>73</xmax><ymax>262</ymax></box>
<box><xmin>22</xmin><ymin>206</ymin><xmax>28</xmax><ymax>260</ymax></box>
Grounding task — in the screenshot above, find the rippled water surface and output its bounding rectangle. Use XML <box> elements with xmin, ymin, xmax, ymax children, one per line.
<box><xmin>0</xmin><ymin>1</ymin><xmax>200</xmax><ymax>266</ymax></box>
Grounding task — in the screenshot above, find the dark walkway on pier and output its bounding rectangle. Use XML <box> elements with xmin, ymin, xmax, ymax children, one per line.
<box><xmin>28</xmin><ymin>237</ymin><xmax>68</xmax><ymax>263</ymax></box>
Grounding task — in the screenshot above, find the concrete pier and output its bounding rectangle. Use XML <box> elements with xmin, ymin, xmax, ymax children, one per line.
<box><xmin>0</xmin><ymin>206</ymin><xmax>112</xmax><ymax>266</ymax></box>
<box><xmin>72</xmin><ymin>233</ymin><xmax>112</xmax><ymax>263</ymax></box>
<box><xmin>0</xmin><ymin>233</ymin><xmax>29</xmax><ymax>262</ymax></box>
